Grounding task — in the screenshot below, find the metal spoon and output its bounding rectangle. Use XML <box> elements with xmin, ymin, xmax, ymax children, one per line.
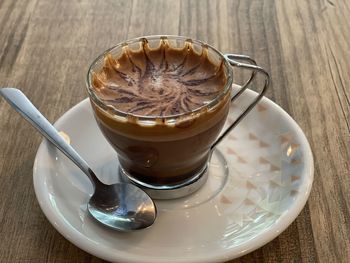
<box><xmin>0</xmin><ymin>88</ymin><xmax>157</xmax><ymax>231</ymax></box>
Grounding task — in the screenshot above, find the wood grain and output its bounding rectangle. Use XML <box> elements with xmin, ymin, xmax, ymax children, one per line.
<box><xmin>0</xmin><ymin>0</ymin><xmax>349</xmax><ymax>262</ymax></box>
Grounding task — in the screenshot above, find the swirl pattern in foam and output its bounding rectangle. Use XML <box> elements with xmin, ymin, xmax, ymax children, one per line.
<box><xmin>91</xmin><ymin>39</ymin><xmax>227</xmax><ymax>117</ymax></box>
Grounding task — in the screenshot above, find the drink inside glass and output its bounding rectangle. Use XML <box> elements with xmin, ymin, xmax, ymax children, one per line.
<box><xmin>86</xmin><ymin>35</ymin><xmax>269</xmax><ymax>198</ymax></box>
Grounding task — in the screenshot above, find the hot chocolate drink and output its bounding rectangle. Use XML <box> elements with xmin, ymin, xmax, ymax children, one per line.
<box><xmin>92</xmin><ymin>41</ymin><xmax>227</xmax><ymax>117</ymax></box>
<box><xmin>88</xmin><ymin>37</ymin><xmax>232</xmax><ymax>185</ymax></box>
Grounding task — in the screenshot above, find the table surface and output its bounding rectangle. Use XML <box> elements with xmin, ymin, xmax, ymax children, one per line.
<box><xmin>0</xmin><ymin>0</ymin><xmax>349</xmax><ymax>262</ymax></box>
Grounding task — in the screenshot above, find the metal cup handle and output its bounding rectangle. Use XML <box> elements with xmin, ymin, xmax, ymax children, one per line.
<box><xmin>210</xmin><ymin>54</ymin><xmax>270</xmax><ymax>150</ymax></box>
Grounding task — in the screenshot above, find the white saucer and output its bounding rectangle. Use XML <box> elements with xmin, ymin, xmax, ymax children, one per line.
<box><xmin>33</xmin><ymin>88</ymin><xmax>313</xmax><ymax>263</ymax></box>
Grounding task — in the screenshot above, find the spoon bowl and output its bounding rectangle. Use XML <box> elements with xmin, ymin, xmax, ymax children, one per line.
<box><xmin>88</xmin><ymin>182</ymin><xmax>157</xmax><ymax>231</ymax></box>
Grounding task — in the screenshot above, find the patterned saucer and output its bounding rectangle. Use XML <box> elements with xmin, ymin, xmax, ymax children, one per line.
<box><xmin>33</xmin><ymin>88</ymin><xmax>313</xmax><ymax>263</ymax></box>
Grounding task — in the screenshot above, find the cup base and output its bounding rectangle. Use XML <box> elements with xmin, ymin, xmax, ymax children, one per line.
<box><xmin>119</xmin><ymin>164</ymin><xmax>209</xmax><ymax>199</ymax></box>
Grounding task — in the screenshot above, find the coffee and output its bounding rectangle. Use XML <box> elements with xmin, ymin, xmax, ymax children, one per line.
<box><xmin>92</xmin><ymin>40</ymin><xmax>227</xmax><ymax>116</ymax></box>
<box><xmin>89</xmin><ymin>38</ymin><xmax>231</xmax><ymax>185</ymax></box>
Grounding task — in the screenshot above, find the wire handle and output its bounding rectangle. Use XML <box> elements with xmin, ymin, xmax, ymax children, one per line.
<box><xmin>210</xmin><ymin>54</ymin><xmax>270</xmax><ymax>150</ymax></box>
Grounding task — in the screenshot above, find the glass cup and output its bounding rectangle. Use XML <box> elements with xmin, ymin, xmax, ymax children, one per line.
<box><xmin>86</xmin><ymin>35</ymin><xmax>269</xmax><ymax>199</ymax></box>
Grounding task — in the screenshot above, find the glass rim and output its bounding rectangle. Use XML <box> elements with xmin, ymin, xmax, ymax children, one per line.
<box><xmin>85</xmin><ymin>35</ymin><xmax>234</xmax><ymax>121</ymax></box>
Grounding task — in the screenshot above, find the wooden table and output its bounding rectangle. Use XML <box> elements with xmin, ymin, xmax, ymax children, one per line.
<box><xmin>0</xmin><ymin>0</ymin><xmax>349</xmax><ymax>262</ymax></box>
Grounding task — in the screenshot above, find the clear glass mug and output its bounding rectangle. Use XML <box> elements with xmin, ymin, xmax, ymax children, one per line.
<box><xmin>86</xmin><ymin>35</ymin><xmax>269</xmax><ymax>198</ymax></box>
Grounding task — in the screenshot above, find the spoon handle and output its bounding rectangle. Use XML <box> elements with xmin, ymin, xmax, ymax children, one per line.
<box><xmin>0</xmin><ymin>88</ymin><xmax>100</xmax><ymax>186</ymax></box>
